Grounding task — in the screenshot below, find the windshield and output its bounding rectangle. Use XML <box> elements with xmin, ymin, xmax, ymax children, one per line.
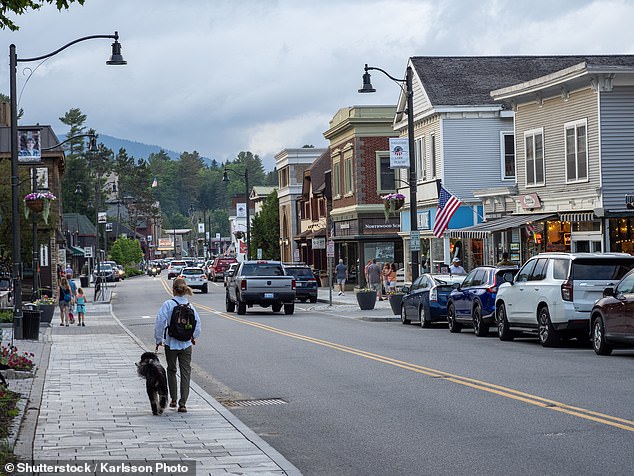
<box><xmin>182</xmin><ymin>268</ymin><xmax>203</xmax><ymax>275</ymax></box>
<box><xmin>285</xmin><ymin>268</ymin><xmax>313</xmax><ymax>277</ymax></box>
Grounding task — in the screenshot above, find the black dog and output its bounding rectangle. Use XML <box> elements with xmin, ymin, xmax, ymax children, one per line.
<box><xmin>136</xmin><ymin>352</ymin><xmax>168</xmax><ymax>415</ymax></box>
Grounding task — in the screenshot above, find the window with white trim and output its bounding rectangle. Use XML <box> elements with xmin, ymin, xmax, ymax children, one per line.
<box><xmin>501</xmin><ymin>132</ymin><xmax>515</xmax><ymax>180</ymax></box>
<box><xmin>415</xmin><ymin>137</ymin><xmax>426</xmax><ymax>181</ymax></box>
<box><xmin>524</xmin><ymin>128</ymin><xmax>545</xmax><ymax>186</ymax></box>
<box><xmin>564</xmin><ymin>119</ymin><xmax>588</xmax><ymax>183</ymax></box>
<box><xmin>376</xmin><ymin>153</ymin><xmax>396</xmax><ymax>192</ymax></box>
<box><xmin>344</xmin><ymin>152</ymin><xmax>354</xmax><ymax>195</ymax></box>
<box><xmin>430</xmin><ymin>134</ymin><xmax>437</xmax><ymax>178</ymax></box>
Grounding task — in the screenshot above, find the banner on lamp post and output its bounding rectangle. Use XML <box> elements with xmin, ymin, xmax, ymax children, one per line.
<box><xmin>389</xmin><ymin>138</ymin><xmax>410</xmax><ymax>168</ymax></box>
<box><xmin>198</xmin><ymin>223</ymin><xmax>204</xmax><ymax>233</ymax></box>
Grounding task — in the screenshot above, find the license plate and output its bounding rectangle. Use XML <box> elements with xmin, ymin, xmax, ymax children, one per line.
<box><xmin>264</xmin><ymin>293</ymin><xmax>274</xmax><ymax>299</ymax></box>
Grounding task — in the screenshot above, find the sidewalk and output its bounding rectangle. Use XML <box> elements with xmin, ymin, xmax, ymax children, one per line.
<box><xmin>3</xmin><ymin>298</ymin><xmax>301</xmax><ymax>475</ymax></box>
<box><xmin>314</xmin><ymin>287</ymin><xmax>400</xmax><ymax>321</ymax></box>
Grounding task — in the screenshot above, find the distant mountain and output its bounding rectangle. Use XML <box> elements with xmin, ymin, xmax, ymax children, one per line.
<box><xmin>58</xmin><ymin>133</ymin><xmax>184</xmax><ymax>163</ymax></box>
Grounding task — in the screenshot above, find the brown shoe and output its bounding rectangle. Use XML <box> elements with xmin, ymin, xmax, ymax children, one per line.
<box><xmin>169</xmin><ymin>400</ymin><xmax>177</xmax><ymax>408</ymax></box>
<box><xmin>178</xmin><ymin>406</ymin><xmax>187</xmax><ymax>413</ymax></box>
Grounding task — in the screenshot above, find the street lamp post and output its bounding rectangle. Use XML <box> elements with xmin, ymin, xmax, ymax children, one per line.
<box><xmin>10</xmin><ymin>34</ymin><xmax>124</xmax><ymax>337</ymax></box>
<box><xmin>358</xmin><ymin>63</ymin><xmax>419</xmax><ymax>281</ymax></box>
<box><xmin>222</xmin><ymin>166</ymin><xmax>250</xmax><ymax>260</ymax></box>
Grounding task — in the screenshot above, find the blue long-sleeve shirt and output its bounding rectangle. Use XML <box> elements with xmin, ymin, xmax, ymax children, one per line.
<box><xmin>154</xmin><ymin>296</ymin><xmax>202</xmax><ymax>350</ymax></box>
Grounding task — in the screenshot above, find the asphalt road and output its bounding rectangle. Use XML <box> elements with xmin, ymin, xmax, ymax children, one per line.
<box><xmin>112</xmin><ymin>274</ymin><xmax>634</xmax><ymax>476</ymax></box>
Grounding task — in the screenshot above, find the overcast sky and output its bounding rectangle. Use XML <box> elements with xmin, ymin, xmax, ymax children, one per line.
<box><xmin>1</xmin><ymin>0</ymin><xmax>633</xmax><ymax>171</ymax></box>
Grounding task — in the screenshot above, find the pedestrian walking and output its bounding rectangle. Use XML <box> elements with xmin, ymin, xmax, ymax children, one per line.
<box><xmin>388</xmin><ymin>263</ymin><xmax>397</xmax><ymax>293</ymax></box>
<box><xmin>75</xmin><ymin>288</ymin><xmax>86</xmax><ymax>326</ymax></box>
<box><xmin>67</xmin><ymin>273</ymin><xmax>77</xmax><ymax>324</ymax></box>
<box><xmin>450</xmin><ymin>257</ymin><xmax>466</xmax><ymax>275</ymax></box>
<box><xmin>154</xmin><ymin>277</ymin><xmax>202</xmax><ymax>413</ymax></box>
<box><xmin>366</xmin><ymin>259</ymin><xmax>383</xmax><ymax>301</ymax></box>
<box><xmin>496</xmin><ymin>252</ymin><xmax>514</xmax><ymax>266</ymax></box>
<box><xmin>335</xmin><ymin>259</ymin><xmax>348</xmax><ymax>295</ymax></box>
<box><xmin>364</xmin><ymin>259</ymin><xmax>372</xmax><ymax>287</ymax></box>
<box><xmin>382</xmin><ymin>263</ymin><xmax>390</xmax><ymax>295</ymax></box>
<box><xmin>57</xmin><ymin>277</ymin><xmax>72</xmax><ymax>326</ymax></box>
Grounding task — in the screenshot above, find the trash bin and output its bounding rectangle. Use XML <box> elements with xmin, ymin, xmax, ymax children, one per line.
<box><xmin>80</xmin><ymin>275</ymin><xmax>90</xmax><ymax>288</ymax></box>
<box><xmin>21</xmin><ymin>304</ymin><xmax>41</xmax><ymax>340</ymax></box>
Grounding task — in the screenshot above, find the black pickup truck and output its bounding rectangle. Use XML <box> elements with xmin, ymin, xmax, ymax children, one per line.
<box><xmin>225</xmin><ymin>260</ymin><xmax>296</xmax><ymax>315</ymax></box>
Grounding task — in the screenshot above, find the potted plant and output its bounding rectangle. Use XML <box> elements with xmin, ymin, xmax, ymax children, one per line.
<box><xmin>33</xmin><ymin>295</ymin><xmax>56</xmax><ymax>325</ymax></box>
<box><xmin>24</xmin><ymin>192</ymin><xmax>57</xmax><ymax>224</ymax></box>
<box><xmin>387</xmin><ymin>291</ymin><xmax>405</xmax><ymax>315</ymax></box>
<box><xmin>381</xmin><ymin>193</ymin><xmax>406</xmax><ymax>221</ymax></box>
<box><xmin>355</xmin><ymin>288</ymin><xmax>377</xmax><ymax>310</ymax></box>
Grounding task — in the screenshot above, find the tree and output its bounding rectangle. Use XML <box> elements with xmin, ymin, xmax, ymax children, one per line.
<box><xmin>109</xmin><ymin>237</ymin><xmax>143</xmax><ymax>267</ymax></box>
<box><xmin>250</xmin><ymin>190</ymin><xmax>280</xmax><ymax>260</ymax></box>
<box><xmin>0</xmin><ymin>1</ymin><xmax>86</xmax><ymax>31</ymax></box>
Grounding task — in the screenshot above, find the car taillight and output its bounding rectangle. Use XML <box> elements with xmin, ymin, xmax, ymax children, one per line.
<box><xmin>241</xmin><ymin>280</ymin><xmax>247</xmax><ymax>291</ymax></box>
<box><xmin>292</xmin><ymin>279</ymin><xmax>296</xmax><ymax>290</ymax></box>
<box><xmin>561</xmin><ymin>279</ymin><xmax>573</xmax><ymax>301</ymax></box>
<box><xmin>430</xmin><ymin>287</ymin><xmax>438</xmax><ymax>302</ymax></box>
<box><xmin>486</xmin><ymin>286</ymin><xmax>497</xmax><ymax>294</ymax></box>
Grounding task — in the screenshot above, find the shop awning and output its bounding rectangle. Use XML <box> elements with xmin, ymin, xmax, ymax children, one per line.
<box><xmin>446</xmin><ymin>213</ymin><xmax>556</xmax><ymax>239</ymax></box>
<box><xmin>68</xmin><ymin>245</ymin><xmax>85</xmax><ymax>257</ymax></box>
<box><xmin>559</xmin><ymin>212</ymin><xmax>595</xmax><ymax>222</ymax></box>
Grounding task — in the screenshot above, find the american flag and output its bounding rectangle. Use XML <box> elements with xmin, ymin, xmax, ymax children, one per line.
<box><xmin>432</xmin><ymin>186</ymin><xmax>462</xmax><ymax>238</ymax></box>
<box><xmin>151</xmin><ymin>177</ymin><xmax>158</xmax><ymax>188</ymax></box>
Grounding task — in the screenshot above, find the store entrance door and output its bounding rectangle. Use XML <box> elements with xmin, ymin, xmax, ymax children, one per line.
<box><xmin>571</xmin><ymin>232</ymin><xmax>603</xmax><ymax>253</ymax></box>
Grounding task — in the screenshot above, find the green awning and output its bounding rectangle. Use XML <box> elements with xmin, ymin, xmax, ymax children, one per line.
<box><xmin>68</xmin><ymin>246</ymin><xmax>85</xmax><ymax>257</ymax></box>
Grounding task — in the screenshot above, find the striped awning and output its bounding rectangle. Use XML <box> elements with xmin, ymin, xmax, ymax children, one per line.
<box><xmin>559</xmin><ymin>212</ymin><xmax>595</xmax><ymax>222</ymax></box>
<box><xmin>446</xmin><ymin>213</ymin><xmax>556</xmax><ymax>239</ymax></box>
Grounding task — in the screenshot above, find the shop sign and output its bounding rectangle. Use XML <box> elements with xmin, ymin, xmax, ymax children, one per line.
<box><xmin>313</xmin><ymin>237</ymin><xmax>326</xmax><ymax>249</ymax></box>
<box><xmin>519</xmin><ymin>193</ymin><xmax>542</xmax><ymax>210</ymax></box>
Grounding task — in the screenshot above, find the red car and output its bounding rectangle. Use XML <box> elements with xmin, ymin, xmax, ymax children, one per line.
<box><xmin>210</xmin><ymin>257</ymin><xmax>238</xmax><ymax>282</ymax></box>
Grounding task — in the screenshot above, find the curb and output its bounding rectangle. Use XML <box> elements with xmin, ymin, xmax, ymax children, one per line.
<box><xmin>108</xmin><ymin>305</ymin><xmax>302</xmax><ymax>476</ymax></box>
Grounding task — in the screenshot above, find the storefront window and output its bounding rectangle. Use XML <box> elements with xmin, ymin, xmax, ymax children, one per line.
<box><xmin>544</xmin><ymin>220</ymin><xmax>570</xmax><ymax>253</ymax></box>
<box><xmin>610</xmin><ymin>218</ymin><xmax>634</xmax><ymax>254</ymax></box>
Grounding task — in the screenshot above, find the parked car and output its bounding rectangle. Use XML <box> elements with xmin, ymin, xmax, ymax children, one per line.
<box><xmin>495</xmin><ymin>252</ymin><xmax>634</xmax><ymax>346</ymax></box>
<box><xmin>179</xmin><ymin>267</ymin><xmax>208</xmax><ymax>293</ymax></box>
<box><xmin>447</xmin><ymin>266</ymin><xmax>518</xmax><ymax>336</ymax></box>
<box><xmin>283</xmin><ymin>264</ymin><xmax>318</xmax><ymax>303</ymax></box>
<box><xmin>589</xmin><ymin>268</ymin><xmax>634</xmax><ymax>355</ymax></box>
<box><xmin>223</xmin><ymin>263</ymin><xmax>239</xmax><ymax>287</ymax></box>
<box><xmin>93</xmin><ymin>263</ymin><xmax>116</xmax><ymax>282</ymax></box>
<box><xmin>400</xmin><ymin>274</ymin><xmax>466</xmax><ymax>327</ymax></box>
<box><xmin>167</xmin><ymin>260</ymin><xmax>188</xmax><ymax>280</ymax></box>
<box><xmin>210</xmin><ymin>257</ymin><xmax>238</xmax><ymax>282</ymax></box>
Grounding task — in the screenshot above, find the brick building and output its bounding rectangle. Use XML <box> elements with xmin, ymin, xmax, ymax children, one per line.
<box><xmin>323</xmin><ymin>105</ymin><xmax>402</xmax><ymax>287</ymax></box>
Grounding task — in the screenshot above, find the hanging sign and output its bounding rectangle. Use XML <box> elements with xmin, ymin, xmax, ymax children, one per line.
<box><xmin>389</xmin><ymin>138</ymin><xmax>409</xmax><ymax>168</ymax></box>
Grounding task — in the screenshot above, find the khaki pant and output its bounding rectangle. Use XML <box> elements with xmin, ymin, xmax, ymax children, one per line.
<box><xmin>165</xmin><ymin>345</ymin><xmax>192</xmax><ymax>407</ymax></box>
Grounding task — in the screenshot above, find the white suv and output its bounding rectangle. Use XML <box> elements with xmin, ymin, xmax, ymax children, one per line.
<box><xmin>495</xmin><ymin>252</ymin><xmax>634</xmax><ymax>347</ymax></box>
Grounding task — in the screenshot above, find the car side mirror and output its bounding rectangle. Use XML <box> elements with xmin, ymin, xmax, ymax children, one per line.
<box><xmin>453</xmin><ymin>283</ymin><xmax>461</xmax><ymax>290</ymax></box>
<box><xmin>402</xmin><ymin>286</ymin><xmax>410</xmax><ymax>294</ymax></box>
<box><xmin>603</xmin><ymin>287</ymin><xmax>615</xmax><ymax>298</ymax></box>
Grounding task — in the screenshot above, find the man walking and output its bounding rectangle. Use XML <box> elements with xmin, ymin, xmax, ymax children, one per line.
<box><xmin>366</xmin><ymin>258</ymin><xmax>383</xmax><ymax>301</ymax></box>
<box><xmin>335</xmin><ymin>259</ymin><xmax>348</xmax><ymax>295</ymax></box>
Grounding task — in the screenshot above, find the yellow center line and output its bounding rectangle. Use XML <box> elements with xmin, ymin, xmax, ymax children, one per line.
<box><xmin>157</xmin><ymin>279</ymin><xmax>634</xmax><ymax>432</ymax></box>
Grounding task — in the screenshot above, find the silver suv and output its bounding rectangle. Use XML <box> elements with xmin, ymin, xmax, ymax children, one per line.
<box><xmin>495</xmin><ymin>252</ymin><xmax>634</xmax><ymax>347</ymax></box>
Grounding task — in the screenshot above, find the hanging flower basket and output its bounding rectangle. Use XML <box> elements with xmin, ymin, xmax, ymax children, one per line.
<box><xmin>24</xmin><ymin>192</ymin><xmax>56</xmax><ymax>224</ymax></box>
<box><xmin>381</xmin><ymin>193</ymin><xmax>406</xmax><ymax>221</ymax></box>
<box><xmin>234</xmin><ymin>231</ymin><xmax>244</xmax><ymax>240</ymax></box>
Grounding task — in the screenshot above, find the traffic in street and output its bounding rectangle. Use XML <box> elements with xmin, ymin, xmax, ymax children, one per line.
<box><xmin>113</xmin><ymin>274</ymin><xmax>634</xmax><ymax>476</ymax></box>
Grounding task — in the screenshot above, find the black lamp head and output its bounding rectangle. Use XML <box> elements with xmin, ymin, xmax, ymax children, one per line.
<box><xmin>222</xmin><ymin>170</ymin><xmax>229</xmax><ymax>183</ymax></box>
<box><xmin>358</xmin><ymin>65</ymin><xmax>376</xmax><ymax>93</ymax></box>
<box><xmin>106</xmin><ymin>32</ymin><xmax>127</xmax><ymax>65</ymax></box>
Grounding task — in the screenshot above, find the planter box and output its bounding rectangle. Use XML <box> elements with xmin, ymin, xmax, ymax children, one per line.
<box><xmin>39</xmin><ymin>304</ymin><xmax>55</xmax><ymax>325</ymax></box>
<box><xmin>355</xmin><ymin>290</ymin><xmax>377</xmax><ymax>310</ymax></box>
<box><xmin>388</xmin><ymin>294</ymin><xmax>404</xmax><ymax>315</ymax></box>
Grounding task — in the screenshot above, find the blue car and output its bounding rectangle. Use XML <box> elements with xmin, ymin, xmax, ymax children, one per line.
<box><xmin>400</xmin><ymin>274</ymin><xmax>466</xmax><ymax>327</ymax></box>
<box><xmin>447</xmin><ymin>266</ymin><xmax>517</xmax><ymax>337</ymax></box>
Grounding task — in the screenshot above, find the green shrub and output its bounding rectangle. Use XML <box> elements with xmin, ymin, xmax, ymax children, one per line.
<box><xmin>0</xmin><ymin>310</ymin><xmax>12</xmax><ymax>323</ymax></box>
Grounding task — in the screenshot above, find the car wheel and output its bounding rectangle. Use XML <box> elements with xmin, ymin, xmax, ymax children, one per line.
<box><xmin>284</xmin><ymin>303</ymin><xmax>295</xmax><ymax>315</ymax></box>
<box><xmin>420</xmin><ymin>305</ymin><xmax>431</xmax><ymax>328</ymax></box>
<box><xmin>473</xmin><ymin>304</ymin><xmax>488</xmax><ymax>337</ymax></box>
<box><xmin>538</xmin><ymin>306</ymin><xmax>559</xmax><ymax>347</ymax></box>
<box><xmin>237</xmin><ymin>300</ymin><xmax>247</xmax><ymax>315</ymax></box>
<box><xmin>202</xmin><ymin>285</ymin><xmax>208</xmax><ymax>294</ymax></box>
<box><xmin>272</xmin><ymin>303</ymin><xmax>282</xmax><ymax>313</ymax></box>
<box><xmin>447</xmin><ymin>303</ymin><xmax>461</xmax><ymax>333</ymax></box>
<box><xmin>225</xmin><ymin>293</ymin><xmax>235</xmax><ymax>313</ymax></box>
<box><xmin>400</xmin><ymin>304</ymin><xmax>411</xmax><ymax>325</ymax></box>
<box><xmin>309</xmin><ymin>296</ymin><xmax>317</xmax><ymax>304</ymax></box>
<box><xmin>592</xmin><ymin>316</ymin><xmax>613</xmax><ymax>355</ymax></box>
<box><xmin>496</xmin><ymin>303</ymin><xmax>514</xmax><ymax>341</ymax></box>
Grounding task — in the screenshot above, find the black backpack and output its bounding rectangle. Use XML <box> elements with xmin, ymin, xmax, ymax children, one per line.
<box><xmin>166</xmin><ymin>299</ymin><xmax>196</xmax><ymax>341</ymax></box>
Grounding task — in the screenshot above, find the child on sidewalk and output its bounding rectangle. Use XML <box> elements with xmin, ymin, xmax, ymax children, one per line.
<box><xmin>75</xmin><ymin>288</ymin><xmax>86</xmax><ymax>326</ymax></box>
